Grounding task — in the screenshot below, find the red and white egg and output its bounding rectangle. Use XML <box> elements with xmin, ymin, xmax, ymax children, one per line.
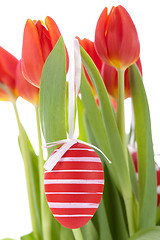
<box><xmin>44</xmin><ymin>142</ymin><xmax>104</xmax><ymax>229</ymax></box>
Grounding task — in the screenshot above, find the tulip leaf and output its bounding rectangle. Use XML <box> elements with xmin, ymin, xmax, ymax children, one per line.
<box><xmin>18</xmin><ymin>125</ymin><xmax>42</xmax><ymax>240</ymax></box>
<box><xmin>1</xmin><ymin>239</ymin><xmax>16</xmax><ymax>240</ymax></box>
<box><xmin>129</xmin><ymin>64</ymin><xmax>157</xmax><ymax>229</ymax></box>
<box><xmin>77</xmin><ymin>96</ymin><xmax>89</xmax><ymax>142</ymax></box>
<box><xmin>80</xmin><ymin>46</ymin><xmax>132</xmax><ymax>199</ymax></box>
<box><xmin>84</xmin><ymin>112</ymin><xmax>128</xmax><ymax>240</ymax></box>
<box><xmin>40</xmin><ymin>36</ymin><xmax>67</xmax><ymax>155</ymax></box>
<box><xmin>21</xmin><ymin>232</ymin><xmax>36</xmax><ymax>240</ymax></box>
<box><xmin>80</xmin><ymin>64</ymin><xmax>113</xmax><ymax>240</ymax></box>
<box><xmin>60</xmin><ymin>227</ymin><xmax>74</xmax><ymax>240</ymax></box>
<box><xmin>81</xmin><ymin>219</ymin><xmax>99</xmax><ymax>240</ymax></box>
<box><xmin>39</xmin><ymin>36</ymin><xmax>68</xmax><ymax>239</ymax></box>
<box><xmin>156</xmin><ymin>205</ymin><xmax>160</xmax><ymax>225</ymax></box>
<box><xmin>128</xmin><ymin>227</ymin><xmax>160</xmax><ymax>240</ymax></box>
<box><xmin>102</xmin><ymin>163</ymin><xmax>129</xmax><ymax>240</ymax></box>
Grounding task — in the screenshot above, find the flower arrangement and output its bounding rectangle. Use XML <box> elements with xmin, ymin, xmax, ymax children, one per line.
<box><xmin>1</xmin><ymin>4</ymin><xmax>160</xmax><ymax>240</ymax></box>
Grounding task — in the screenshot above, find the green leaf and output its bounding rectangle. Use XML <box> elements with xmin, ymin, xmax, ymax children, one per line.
<box><xmin>128</xmin><ymin>151</ymin><xmax>139</xmax><ymax>200</ymax></box>
<box><xmin>84</xmin><ymin>112</ymin><xmax>128</xmax><ymax>239</ymax></box>
<box><xmin>60</xmin><ymin>226</ymin><xmax>74</xmax><ymax>240</ymax></box>
<box><xmin>18</xmin><ymin>126</ymin><xmax>42</xmax><ymax>240</ymax></box>
<box><xmin>129</xmin><ymin>64</ymin><xmax>157</xmax><ymax>229</ymax></box>
<box><xmin>80</xmin><ymin>47</ymin><xmax>132</xmax><ymax>198</ymax></box>
<box><xmin>83</xmin><ymin>112</ymin><xmax>113</xmax><ymax>240</ymax></box>
<box><xmin>129</xmin><ymin>227</ymin><xmax>160</xmax><ymax>240</ymax></box>
<box><xmin>1</xmin><ymin>239</ymin><xmax>16</xmax><ymax>240</ymax></box>
<box><xmin>39</xmin><ymin>36</ymin><xmax>73</xmax><ymax>239</ymax></box>
<box><xmin>156</xmin><ymin>205</ymin><xmax>160</xmax><ymax>225</ymax></box>
<box><xmin>40</xmin><ymin>36</ymin><xmax>67</xmax><ymax>155</ymax></box>
<box><xmin>77</xmin><ymin>96</ymin><xmax>88</xmax><ymax>142</ymax></box>
<box><xmin>80</xmin><ymin>67</ymin><xmax>111</xmax><ymax>170</ymax></box>
<box><xmin>103</xmin><ymin>163</ymin><xmax>129</xmax><ymax>240</ymax></box>
<box><xmin>81</xmin><ymin>220</ymin><xmax>99</xmax><ymax>240</ymax></box>
<box><xmin>93</xmin><ymin>199</ymin><xmax>113</xmax><ymax>240</ymax></box>
<box><xmin>21</xmin><ymin>232</ymin><xmax>36</xmax><ymax>240</ymax></box>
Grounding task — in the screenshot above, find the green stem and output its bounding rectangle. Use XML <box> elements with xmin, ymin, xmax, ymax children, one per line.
<box><xmin>35</xmin><ymin>106</ymin><xmax>44</xmax><ymax>210</ymax></box>
<box><xmin>72</xmin><ymin>229</ymin><xmax>84</xmax><ymax>240</ymax></box>
<box><xmin>117</xmin><ymin>70</ymin><xmax>136</xmax><ymax>236</ymax></box>
<box><xmin>13</xmin><ymin>101</ymin><xmax>41</xmax><ymax>240</ymax></box>
<box><xmin>117</xmin><ymin>70</ymin><xmax>128</xmax><ymax>166</ymax></box>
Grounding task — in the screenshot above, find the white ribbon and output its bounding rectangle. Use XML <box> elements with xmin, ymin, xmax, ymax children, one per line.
<box><xmin>43</xmin><ymin>139</ymin><xmax>78</xmax><ymax>171</ymax></box>
<box><xmin>68</xmin><ymin>39</ymin><xmax>81</xmax><ymax>139</ymax></box>
<box><xmin>43</xmin><ymin>39</ymin><xmax>111</xmax><ymax>172</ymax></box>
<box><xmin>43</xmin><ymin>138</ymin><xmax>111</xmax><ymax>171</ymax></box>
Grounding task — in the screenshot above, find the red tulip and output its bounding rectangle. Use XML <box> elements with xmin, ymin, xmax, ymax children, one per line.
<box><xmin>16</xmin><ymin>60</ymin><xmax>39</xmax><ymax>105</ymax></box>
<box><xmin>101</xmin><ymin>58</ymin><xmax>142</xmax><ymax>99</ymax></box>
<box><xmin>21</xmin><ymin>16</ymin><xmax>69</xmax><ymax>88</ymax></box>
<box><xmin>76</xmin><ymin>37</ymin><xmax>102</xmax><ymax>97</ymax></box>
<box><xmin>0</xmin><ymin>47</ymin><xmax>18</xmax><ymax>101</ymax></box>
<box><xmin>95</xmin><ymin>6</ymin><xmax>140</xmax><ymax>70</ymax></box>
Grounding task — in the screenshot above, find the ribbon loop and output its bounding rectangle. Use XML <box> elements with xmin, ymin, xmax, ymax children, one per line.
<box><xmin>44</xmin><ymin>139</ymin><xmax>78</xmax><ymax>171</ymax></box>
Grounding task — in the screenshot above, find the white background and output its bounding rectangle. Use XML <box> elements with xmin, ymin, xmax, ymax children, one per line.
<box><xmin>0</xmin><ymin>0</ymin><xmax>160</xmax><ymax>239</ymax></box>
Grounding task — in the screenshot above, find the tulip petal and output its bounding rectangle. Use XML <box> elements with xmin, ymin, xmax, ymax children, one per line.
<box><xmin>21</xmin><ymin>19</ymin><xmax>44</xmax><ymax>87</ymax></box>
<box><xmin>0</xmin><ymin>47</ymin><xmax>18</xmax><ymax>101</ymax></box>
<box><xmin>45</xmin><ymin>16</ymin><xmax>69</xmax><ymax>72</ymax></box>
<box><xmin>76</xmin><ymin>37</ymin><xmax>102</xmax><ymax>95</ymax></box>
<box><xmin>94</xmin><ymin>7</ymin><xmax>111</xmax><ymax>64</ymax></box>
<box><xmin>77</xmin><ymin>37</ymin><xmax>102</xmax><ymax>72</ymax></box>
<box><xmin>16</xmin><ymin>60</ymin><xmax>39</xmax><ymax>105</ymax></box>
<box><xmin>35</xmin><ymin>20</ymin><xmax>52</xmax><ymax>62</ymax></box>
<box><xmin>45</xmin><ymin>16</ymin><xmax>61</xmax><ymax>47</ymax></box>
<box><xmin>106</xmin><ymin>6</ymin><xmax>140</xmax><ymax>69</ymax></box>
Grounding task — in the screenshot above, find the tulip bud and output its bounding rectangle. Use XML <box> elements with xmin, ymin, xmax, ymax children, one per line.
<box><xmin>95</xmin><ymin>6</ymin><xmax>140</xmax><ymax>70</ymax></box>
<box><xmin>21</xmin><ymin>16</ymin><xmax>69</xmax><ymax>88</ymax></box>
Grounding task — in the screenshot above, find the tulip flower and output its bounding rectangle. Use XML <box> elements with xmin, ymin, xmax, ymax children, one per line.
<box><xmin>16</xmin><ymin>60</ymin><xmax>39</xmax><ymax>105</ymax></box>
<box><xmin>76</xmin><ymin>37</ymin><xmax>102</xmax><ymax>97</ymax></box>
<box><xmin>0</xmin><ymin>47</ymin><xmax>18</xmax><ymax>101</ymax></box>
<box><xmin>21</xmin><ymin>16</ymin><xmax>69</xmax><ymax>88</ymax></box>
<box><xmin>101</xmin><ymin>58</ymin><xmax>142</xmax><ymax>99</ymax></box>
<box><xmin>94</xmin><ymin>6</ymin><xmax>140</xmax><ymax>70</ymax></box>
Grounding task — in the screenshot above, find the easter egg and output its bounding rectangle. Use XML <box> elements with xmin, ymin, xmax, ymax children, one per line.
<box><xmin>44</xmin><ymin>142</ymin><xmax>104</xmax><ymax>229</ymax></box>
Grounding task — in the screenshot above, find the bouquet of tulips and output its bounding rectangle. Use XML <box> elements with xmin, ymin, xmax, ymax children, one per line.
<box><xmin>1</xmin><ymin>4</ymin><xmax>160</xmax><ymax>240</ymax></box>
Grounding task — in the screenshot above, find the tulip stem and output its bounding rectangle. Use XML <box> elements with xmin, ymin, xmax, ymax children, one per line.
<box><xmin>117</xmin><ymin>70</ymin><xmax>136</xmax><ymax>236</ymax></box>
<box><xmin>35</xmin><ymin>105</ymin><xmax>48</xmax><ymax>240</ymax></box>
<box><xmin>35</xmin><ymin>105</ymin><xmax>44</xmax><ymax>206</ymax></box>
<box><xmin>117</xmin><ymin>70</ymin><xmax>128</xmax><ymax>166</ymax></box>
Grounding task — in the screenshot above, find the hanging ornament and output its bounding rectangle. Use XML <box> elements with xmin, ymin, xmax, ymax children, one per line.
<box><xmin>43</xmin><ymin>39</ymin><xmax>110</xmax><ymax>229</ymax></box>
<box><xmin>44</xmin><ymin>141</ymin><xmax>104</xmax><ymax>229</ymax></box>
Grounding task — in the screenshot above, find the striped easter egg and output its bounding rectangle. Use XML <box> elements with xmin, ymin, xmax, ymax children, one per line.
<box><xmin>44</xmin><ymin>142</ymin><xmax>104</xmax><ymax>229</ymax></box>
